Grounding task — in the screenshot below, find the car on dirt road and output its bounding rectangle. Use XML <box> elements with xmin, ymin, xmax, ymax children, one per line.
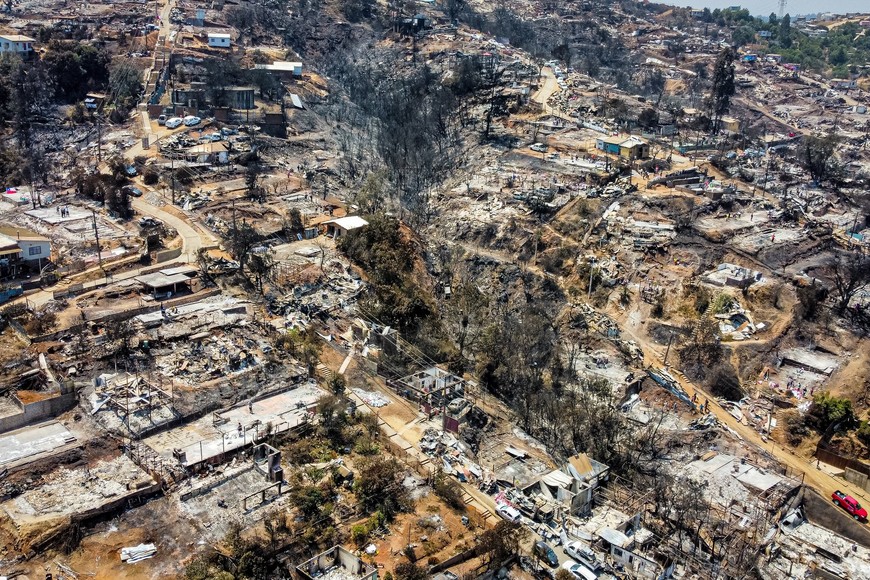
<box><xmin>832</xmin><ymin>490</ymin><xmax>867</xmax><ymax>521</ymax></box>
<box><xmin>183</xmin><ymin>115</ymin><xmax>201</xmax><ymax>127</ymax></box>
<box><xmin>165</xmin><ymin>117</ymin><xmax>183</xmax><ymax>129</ymax></box>
<box><xmin>532</xmin><ymin>541</ymin><xmax>559</xmax><ymax>567</ymax></box>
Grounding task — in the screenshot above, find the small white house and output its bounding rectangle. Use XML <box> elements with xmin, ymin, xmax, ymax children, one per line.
<box><xmin>254</xmin><ymin>61</ymin><xmax>303</xmax><ymax>77</ymax></box>
<box><xmin>0</xmin><ymin>227</ymin><xmax>50</xmax><ymax>263</ymax></box>
<box><xmin>207</xmin><ymin>33</ymin><xmax>231</xmax><ymax>48</ymax></box>
<box><xmin>0</xmin><ymin>34</ymin><xmax>36</xmax><ymax>54</ymax></box>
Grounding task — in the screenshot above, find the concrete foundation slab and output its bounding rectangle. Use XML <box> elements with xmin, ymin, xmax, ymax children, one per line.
<box><xmin>143</xmin><ymin>383</ymin><xmax>326</xmax><ymax>467</ymax></box>
<box><xmin>0</xmin><ymin>421</ymin><xmax>77</xmax><ymax>467</ymax></box>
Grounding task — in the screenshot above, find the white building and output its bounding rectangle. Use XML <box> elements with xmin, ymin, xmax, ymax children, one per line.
<box><xmin>253</xmin><ymin>61</ymin><xmax>303</xmax><ymax>77</ymax></box>
<box><xmin>0</xmin><ymin>227</ymin><xmax>50</xmax><ymax>264</ymax></box>
<box><xmin>207</xmin><ymin>33</ymin><xmax>231</xmax><ymax>48</ymax></box>
<box><xmin>0</xmin><ymin>34</ymin><xmax>36</xmax><ymax>54</ymax></box>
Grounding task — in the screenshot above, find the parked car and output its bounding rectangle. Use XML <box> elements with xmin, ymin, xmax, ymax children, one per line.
<box><xmin>564</xmin><ymin>541</ymin><xmax>604</xmax><ymax>573</ymax></box>
<box><xmin>165</xmin><ymin>117</ymin><xmax>183</xmax><ymax>129</ymax></box>
<box><xmin>495</xmin><ymin>503</ymin><xmax>521</xmax><ymax>522</ymax></box>
<box><xmin>138</xmin><ymin>216</ymin><xmax>162</xmax><ymax>228</ymax></box>
<box><xmin>157</xmin><ymin>114</ymin><xmax>167</xmax><ymax>126</ymax></box>
<box><xmin>561</xmin><ymin>560</ymin><xmax>597</xmax><ymax>580</ymax></box>
<box><xmin>183</xmin><ymin>115</ymin><xmax>201</xmax><ymax>126</ymax></box>
<box><xmin>122</xmin><ymin>186</ymin><xmax>143</xmax><ymax>197</ymax></box>
<box><xmin>530</xmin><ymin>142</ymin><xmax>547</xmax><ymax>153</ymax></box>
<box><xmin>832</xmin><ymin>490</ymin><xmax>867</xmax><ymax>521</ymax></box>
<box><xmin>532</xmin><ymin>541</ymin><xmax>559</xmax><ymax>568</ymax></box>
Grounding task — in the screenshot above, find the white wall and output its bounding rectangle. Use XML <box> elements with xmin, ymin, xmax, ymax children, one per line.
<box><xmin>0</xmin><ymin>39</ymin><xmax>34</xmax><ymax>53</ymax></box>
<box><xmin>208</xmin><ymin>36</ymin><xmax>231</xmax><ymax>47</ymax></box>
<box><xmin>18</xmin><ymin>240</ymin><xmax>50</xmax><ymax>261</ymax></box>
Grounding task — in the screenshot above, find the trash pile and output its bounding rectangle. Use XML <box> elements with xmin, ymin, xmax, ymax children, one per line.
<box><xmin>121</xmin><ymin>543</ymin><xmax>157</xmax><ymax>563</ymax></box>
<box><xmin>352</xmin><ymin>388</ymin><xmax>389</xmax><ymax>408</ymax></box>
<box><xmin>419</xmin><ymin>428</ymin><xmax>485</xmax><ymax>483</ymax></box>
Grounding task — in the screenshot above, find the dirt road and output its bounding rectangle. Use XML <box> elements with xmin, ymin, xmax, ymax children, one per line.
<box><xmin>132</xmin><ymin>197</ymin><xmax>217</xmax><ymax>263</ymax></box>
<box><xmin>626</xmin><ymin>325</ymin><xmax>870</xmax><ymax>505</ymax></box>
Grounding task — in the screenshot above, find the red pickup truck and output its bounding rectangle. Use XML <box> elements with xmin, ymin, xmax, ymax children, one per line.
<box><xmin>832</xmin><ymin>490</ymin><xmax>868</xmax><ymax>521</ymax></box>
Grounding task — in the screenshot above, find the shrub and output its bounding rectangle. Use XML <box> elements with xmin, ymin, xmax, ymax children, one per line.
<box><xmin>142</xmin><ymin>169</ymin><xmax>159</xmax><ymax>185</ymax></box>
<box><xmin>807</xmin><ymin>392</ymin><xmax>858</xmax><ymax>433</ymax></box>
<box><xmin>856</xmin><ymin>421</ymin><xmax>870</xmax><ymax>446</ymax></box>
<box><xmin>351</xmin><ymin>524</ymin><xmax>368</xmax><ymax>546</ymax></box>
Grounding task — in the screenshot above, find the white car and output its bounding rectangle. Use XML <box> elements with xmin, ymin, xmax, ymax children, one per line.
<box><xmin>495</xmin><ymin>502</ymin><xmax>521</xmax><ymax>522</ymax></box>
<box><xmin>530</xmin><ymin>143</ymin><xmax>547</xmax><ymax>153</ymax></box>
<box><xmin>165</xmin><ymin>117</ymin><xmax>183</xmax><ymax>129</ymax></box>
<box><xmin>564</xmin><ymin>541</ymin><xmax>604</xmax><ymax>573</ymax></box>
<box><xmin>561</xmin><ymin>560</ymin><xmax>597</xmax><ymax>580</ymax></box>
<box><xmin>183</xmin><ymin>115</ymin><xmax>201</xmax><ymax>126</ymax></box>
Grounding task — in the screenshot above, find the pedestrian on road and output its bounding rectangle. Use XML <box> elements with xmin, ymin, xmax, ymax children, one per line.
<box><xmin>704</xmin><ymin>398</ymin><xmax>709</xmax><ymax>413</ymax></box>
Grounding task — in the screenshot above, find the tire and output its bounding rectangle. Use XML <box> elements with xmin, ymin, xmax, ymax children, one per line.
<box><xmin>855</xmin><ymin>515</ymin><xmax>860</xmax><ymax>521</ymax></box>
<box><xmin>834</xmin><ymin>499</ymin><xmax>839</xmax><ymax>505</ymax></box>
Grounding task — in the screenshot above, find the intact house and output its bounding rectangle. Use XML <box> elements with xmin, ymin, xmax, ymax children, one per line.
<box><xmin>0</xmin><ymin>34</ymin><xmax>35</xmax><ymax>54</ymax></box>
<box><xmin>323</xmin><ymin>216</ymin><xmax>368</xmax><ymax>239</ymax></box>
<box><xmin>0</xmin><ymin>227</ymin><xmax>51</xmax><ymax>271</ymax></box>
<box><xmin>253</xmin><ymin>61</ymin><xmax>303</xmax><ymax>79</ymax></box>
<box><xmin>207</xmin><ymin>33</ymin><xmax>231</xmax><ymax>48</ymax></box>
<box><xmin>596</xmin><ymin>135</ymin><xmax>649</xmax><ymax>160</ymax></box>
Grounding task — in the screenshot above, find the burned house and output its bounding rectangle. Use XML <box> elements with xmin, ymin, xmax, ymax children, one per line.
<box><xmin>523</xmin><ymin>453</ymin><xmax>610</xmax><ymax>517</ymax></box>
<box><xmin>390</xmin><ymin>367</ymin><xmax>466</xmax><ymax>413</ymax></box>
<box><xmin>295</xmin><ymin>546</ymin><xmax>377</xmax><ymax>580</ymax></box>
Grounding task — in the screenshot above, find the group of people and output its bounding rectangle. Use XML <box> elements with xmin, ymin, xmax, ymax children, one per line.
<box><xmin>691</xmin><ymin>392</ymin><xmax>710</xmax><ymax>414</ymax></box>
<box><xmin>56</xmin><ymin>206</ymin><xmax>72</xmax><ymax>217</ymax></box>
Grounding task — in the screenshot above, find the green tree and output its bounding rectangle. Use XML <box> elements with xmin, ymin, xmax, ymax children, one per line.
<box><xmin>327</xmin><ymin>374</ymin><xmax>347</xmax><ymax>396</ymax></box>
<box><xmin>830</xmin><ymin>46</ymin><xmax>848</xmax><ymax>66</ymax></box>
<box><xmin>801</xmin><ymin>132</ymin><xmax>839</xmax><ymax>184</ymax></box>
<box><xmin>780</xmin><ymin>14</ymin><xmax>792</xmax><ymax>48</ymax></box>
<box><xmin>108</xmin><ymin>59</ymin><xmax>141</xmax><ymax>111</ymax></box>
<box><xmin>732</xmin><ymin>26</ymin><xmax>755</xmax><ymax>48</ymax></box>
<box><xmin>707</xmin><ymin>47</ymin><xmax>736</xmax><ymax>133</ymax></box>
<box><xmin>808</xmin><ymin>392</ymin><xmax>857</xmax><ymax>433</ymax></box>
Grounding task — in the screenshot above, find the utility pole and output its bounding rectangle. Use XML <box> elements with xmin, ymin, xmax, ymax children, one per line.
<box><xmin>587</xmin><ymin>259</ymin><xmax>595</xmax><ymax>300</ymax></box>
<box><xmin>92</xmin><ymin>209</ymin><xmax>102</xmax><ymax>268</ymax></box>
<box><xmin>96</xmin><ymin>114</ymin><xmax>102</xmax><ymax>167</ymax></box>
<box><xmin>170</xmin><ymin>155</ymin><xmax>175</xmax><ymax>204</ymax></box>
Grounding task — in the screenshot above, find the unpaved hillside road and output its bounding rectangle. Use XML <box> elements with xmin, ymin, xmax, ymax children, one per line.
<box><xmin>531</xmin><ymin>66</ymin><xmax>560</xmax><ymax>108</ymax></box>
<box><xmin>630</xmin><ymin>329</ymin><xmax>870</xmax><ymax>505</ymax></box>
<box><xmin>131</xmin><ymin>197</ymin><xmax>217</xmax><ymax>263</ymax></box>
